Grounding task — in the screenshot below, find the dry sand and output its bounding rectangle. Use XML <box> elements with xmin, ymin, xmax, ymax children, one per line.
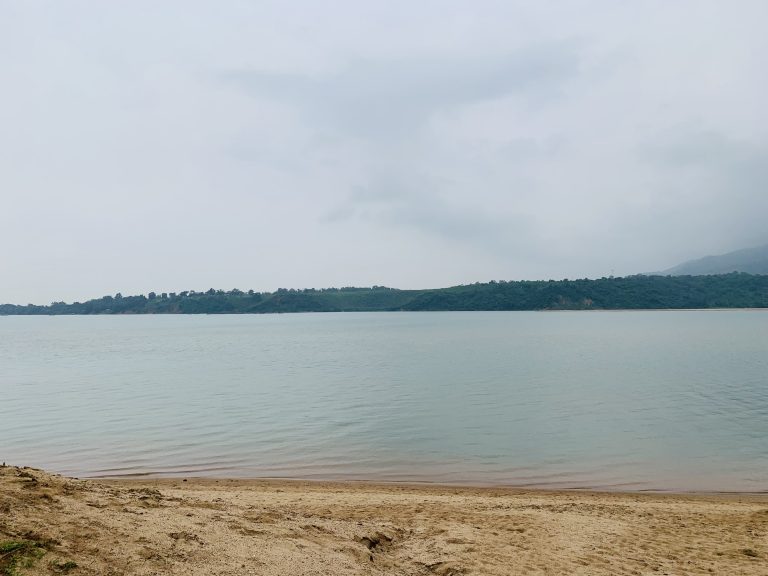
<box><xmin>1</xmin><ymin>465</ymin><xmax>766</xmax><ymax>575</ymax></box>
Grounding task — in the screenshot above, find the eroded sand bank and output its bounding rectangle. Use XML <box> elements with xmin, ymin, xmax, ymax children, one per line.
<box><xmin>1</xmin><ymin>465</ymin><xmax>766</xmax><ymax>575</ymax></box>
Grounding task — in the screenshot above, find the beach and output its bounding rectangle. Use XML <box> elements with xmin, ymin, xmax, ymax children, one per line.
<box><xmin>1</xmin><ymin>465</ymin><xmax>766</xmax><ymax>575</ymax></box>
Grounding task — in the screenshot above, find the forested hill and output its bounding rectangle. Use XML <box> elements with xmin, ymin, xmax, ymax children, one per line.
<box><xmin>2</xmin><ymin>274</ymin><xmax>768</xmax><ymax>315</ymax></box>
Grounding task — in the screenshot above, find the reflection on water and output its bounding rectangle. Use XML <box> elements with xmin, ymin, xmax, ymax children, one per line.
<box><xmin>1</xmin><ymin>311</ymin><xmax>767</xmax><ymax>491</ymax></box>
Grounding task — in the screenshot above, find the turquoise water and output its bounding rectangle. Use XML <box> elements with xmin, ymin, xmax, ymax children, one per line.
<box><xmin>1</xmin><ymin>311</ymin><xmax>766</xmax><ymax>491</ymax></box>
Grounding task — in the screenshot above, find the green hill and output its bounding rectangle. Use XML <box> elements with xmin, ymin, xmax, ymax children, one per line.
<box><xmin>2</xmin><ymin>273</ymin><xmax>767</xmax><ymax>315</ymax></box>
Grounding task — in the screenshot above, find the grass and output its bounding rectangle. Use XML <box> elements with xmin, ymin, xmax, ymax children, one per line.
<box><xmin>50</xmin><ymin>560</ymin><xmax>78</xmax><ymax>573</ymax></box>
<box><xmin>0</xmin><ymin>532</ymin><xmax>65</xmax><ymax>576</ymax></box>
<box><xmin>0</xmin><ymin>540</ymin><xmax>46</xmax><ymax>576</ymax></box>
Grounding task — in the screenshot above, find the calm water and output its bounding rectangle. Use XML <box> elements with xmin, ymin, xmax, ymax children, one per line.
<box><xmin>1</xmin><ymin>312</ymin><xmax>767</xmax><ymax>492</ymax></box>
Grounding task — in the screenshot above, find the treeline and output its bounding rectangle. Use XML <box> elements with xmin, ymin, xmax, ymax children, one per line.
<box><xmin>1</xmin><ymin>274</ymin><xmax>767</xmax><ymax>315</ymax></box>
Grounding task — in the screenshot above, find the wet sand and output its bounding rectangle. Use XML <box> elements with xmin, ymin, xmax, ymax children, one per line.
<box><xmin>1</xmin><ymin>465</ymin><xmax>766</xmax><ymax>575</ymax></box>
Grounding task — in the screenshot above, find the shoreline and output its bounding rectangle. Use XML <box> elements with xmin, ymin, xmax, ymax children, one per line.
<box><xmin>87</xmin><ymin>473</ymin><xmax>768</xmax><ymax>497</ymax></box>
<box><xmin>3</xmin><ymin>465</ymin><xmax>766</xmax><ymax>575</ymax></box>
<box><xmin>3</xmin><ymin>307</ymin><xmax>768</xmax><ymax>316</ymax></box>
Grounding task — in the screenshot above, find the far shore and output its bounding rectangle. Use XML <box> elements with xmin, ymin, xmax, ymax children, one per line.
<box><xmin>2</xmin><ymin>306</ymin><xmax>768</xmax><ymax>317</ymax></box>
<box><xmin>2</xmin><ymin>465</ymin><xmax>766</xmax><ymax>575</ymax></box>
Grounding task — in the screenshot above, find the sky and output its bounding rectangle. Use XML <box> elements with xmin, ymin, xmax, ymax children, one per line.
<box><xmin>2</xmin><ymin>1</ymin><xmax>767</xmax><ymax>304</ymax></box>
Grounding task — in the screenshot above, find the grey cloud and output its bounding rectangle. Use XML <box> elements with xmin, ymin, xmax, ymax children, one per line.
<box><xmin>640</xmin><ymin>128</ymin><xmax>762</xmax><ymax>168</ymax></box>
<box><xmin>222</xmin><ymin>46</ymin><xmax>579</xmax><ymax>254</ymax></box>
<box><xmin>635</xmin><ymin>128</ymin><xmax>768</xmax><ymax>259</ymax></box>
<box><xmin>326</xmin><ymin>174</ymin><xmax>533</xmax><ymax>259</ymax></box>
<box><xmin>639</xmin><ymin>127</ymin><xmax>768</xmax><ymax>204</ymax></box>
<box><xmin>220</xmin><ymin>44</ymin><xmax>580</xmax><ymax>140</ymax></box>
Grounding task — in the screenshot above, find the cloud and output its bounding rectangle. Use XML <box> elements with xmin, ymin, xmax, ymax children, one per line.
<box><xmin>220</xmin><ymin>45</ymin><xmax>579</xmax><ymax>258</ymax></box>
<box><xmin>636</xmin><ymin>127</ymin><xmax>768</xmax><ymax>253</ymax></box>
<box><xmin>220</xmin><ymin>44</ymin><xmax>581</xmax><ymax>141</ymax></box>
<box><xmin>1</xmin><ymin>1</ymin><xmax>768</xmax><ymax>302</ymax></box>
<box><xmin>326</xmin><ymin>176</ymin><xmax>531</xmax><ymax>255</ymax></box>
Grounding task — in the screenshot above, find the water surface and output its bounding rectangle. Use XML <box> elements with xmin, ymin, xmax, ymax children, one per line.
<box><xmin>1</xmin><ymin>311</ymin><xmax>766</xmax><ymax>491</ymax></box>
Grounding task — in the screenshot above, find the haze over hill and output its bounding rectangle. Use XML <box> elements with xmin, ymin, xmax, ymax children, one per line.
<box><xmin>659</xmin><ymin>244</ymin><xmax>768</xmax><ymax>276</ymax></box>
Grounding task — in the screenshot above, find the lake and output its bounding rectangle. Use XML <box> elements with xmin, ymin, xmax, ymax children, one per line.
<box><xmin>1</xmin><ymin>311</ymin><xmax>766</xmax><ymax>491</ymax></box>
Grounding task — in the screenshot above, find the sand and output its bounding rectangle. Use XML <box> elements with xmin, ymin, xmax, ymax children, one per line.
<box><xmin>1</xmin><ymin>465</ymin><xmax>766</xmax><ymax>575</ymax></box>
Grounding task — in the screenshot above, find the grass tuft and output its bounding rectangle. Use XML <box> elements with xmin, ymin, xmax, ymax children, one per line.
<box><xmin>0</xmin><ymin>540</ymin><xmax>46</xmax><ymax>576</ymax></box>
<box><xmin>51</xmin><ymin>560</ymin><xmax>78</xmax><ymax>573</ymax></box>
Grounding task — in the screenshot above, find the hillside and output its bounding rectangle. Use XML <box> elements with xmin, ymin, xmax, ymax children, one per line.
<box><xmin>660</xmin><ymin>244</ymin><xmax>768</xmax><ymax>276</ymax></box>
<box><xmin>2</xmin><ymin>273</ymin><xmax>768</xmax><ymax>314</ymax></box>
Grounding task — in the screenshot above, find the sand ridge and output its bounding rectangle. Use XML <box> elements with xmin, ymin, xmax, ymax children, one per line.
<box><xmin>1</xmin><ymin>465</ymin><xmax>766</xmax><ymax>575</ymax></box>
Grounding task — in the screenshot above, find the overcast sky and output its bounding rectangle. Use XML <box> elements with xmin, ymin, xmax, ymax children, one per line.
<box><xmin>2</xmin><ymin>1</ymin><xmax>767</xmax><ymax>304</ymax></box>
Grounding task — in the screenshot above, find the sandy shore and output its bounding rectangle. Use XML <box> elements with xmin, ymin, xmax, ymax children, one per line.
<box><xmin>1</xmin><ymin>465</ymin><xmax>766</xmax><ymax>575</ymax></box>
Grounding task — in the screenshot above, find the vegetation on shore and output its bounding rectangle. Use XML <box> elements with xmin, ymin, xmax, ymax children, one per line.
<box><xmin>2</xmin><ymin>273</ymin><xmax>767</xmax><ymax>315</ymax></box>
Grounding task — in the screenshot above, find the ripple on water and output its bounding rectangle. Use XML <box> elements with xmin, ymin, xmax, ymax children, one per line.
<box><xmin>1</xmin><ymin>311</ymin><xmax>767</xmax><ymax>491</ymax></box>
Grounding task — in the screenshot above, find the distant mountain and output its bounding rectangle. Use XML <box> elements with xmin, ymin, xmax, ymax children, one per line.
<box><xmin>660</xmin><ymin>244</ymin><xmax>768</xmax><ymax>276</ymax></box>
